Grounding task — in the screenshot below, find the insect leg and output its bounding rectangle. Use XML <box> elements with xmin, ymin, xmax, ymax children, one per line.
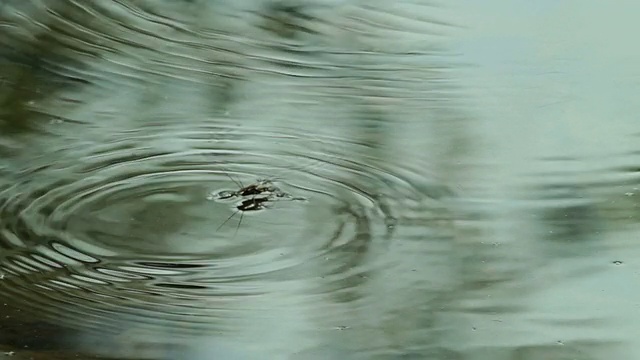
<box><xmin>217</xmin><ymin>209</ymin><xmax>240</xmax><ymax>231</ymax></box>
<box><xmin>222</xmin><ymin>167</ymin><xmax>244</xmax><ymax>189</ymax></box>
<box><xmin>233</xmin><ymin>211</ymin><xmax>244</xmax><ymax>239</ymax></box>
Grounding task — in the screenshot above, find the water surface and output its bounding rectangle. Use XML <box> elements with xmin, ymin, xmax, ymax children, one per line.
<box><xmin>1</xmin><ymin>1</ymin><xmax>639</xmax><ymax>359</ymax></box>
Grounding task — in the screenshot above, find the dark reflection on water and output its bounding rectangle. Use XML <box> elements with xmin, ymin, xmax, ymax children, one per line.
<box><xmin>0</xmin><ymin>1</ymin><xmax>460</xmax><ymax>359</ymax></box>
<box><xmin>2</xmin><ymin>0</ymin><xmax>639</xmax><ymax>359</ymax></box>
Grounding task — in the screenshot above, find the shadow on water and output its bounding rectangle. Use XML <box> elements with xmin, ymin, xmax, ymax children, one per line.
<box><xmin>3</xmin><ymin>0</ymin><xmax>640</xmax><ymax>360</ymax></box>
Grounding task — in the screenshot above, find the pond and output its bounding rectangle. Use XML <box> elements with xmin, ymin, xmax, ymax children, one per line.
<box><xmin>1</xmin><ymin>1</ymin><xmax>639</xmax><ymax>359</ymax></box>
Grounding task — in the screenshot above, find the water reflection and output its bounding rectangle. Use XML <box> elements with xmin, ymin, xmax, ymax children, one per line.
<box><xmin>0</xmin><ymin>1</ymin><xmax>459</xmax><ymax>359</ymax></box>
<box><xmin>2</xmin><ymin>0</ymin><xmax>640</xmax><ymax>359</ymax></box>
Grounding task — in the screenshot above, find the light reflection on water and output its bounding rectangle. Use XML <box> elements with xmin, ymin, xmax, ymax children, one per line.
<box><xmin>1</xmin><ymin>0</ymin><xmax>640</xmax><ymax>359</ymax></box>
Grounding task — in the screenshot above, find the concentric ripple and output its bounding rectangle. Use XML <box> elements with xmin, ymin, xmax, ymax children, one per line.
<box><xmin>0</xmin><ymin>121</ymin><xmax>452</xmax><ymax>336</ymax></box>
<box><xmin>0</xmin><ymin>0</ymin><xmax>457</xmax><ymax>350</ymax></box>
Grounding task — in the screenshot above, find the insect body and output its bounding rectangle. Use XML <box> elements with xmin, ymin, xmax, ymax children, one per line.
<box><xmin>237</xmin><ymin>196</ymin><xmax>271</xmax><ymax>211</ymax></box>
<box><xmin>236</xmin><ymin>179</ymin><xmax>278</xmax><ymax>197</ymax></box>
<box><xmin>216</xmin><ymin>195</ymin><xmax>271</xmax><ymax>237</ymax></box>
<box><xmin>215</xmin><ymin>172</ymin><xmax>279</xmax><ymax>200</ymax></box>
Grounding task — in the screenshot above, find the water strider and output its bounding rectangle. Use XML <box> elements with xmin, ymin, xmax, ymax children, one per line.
<box><xmin>214</xmin><ymin>171</ymin><xmax>307</xmax><ymax>236</ymax></box>
<box><xmin>215</xmin><ymin>170</ymin><xmax>281</xmax><ymax>200</ymax></box>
